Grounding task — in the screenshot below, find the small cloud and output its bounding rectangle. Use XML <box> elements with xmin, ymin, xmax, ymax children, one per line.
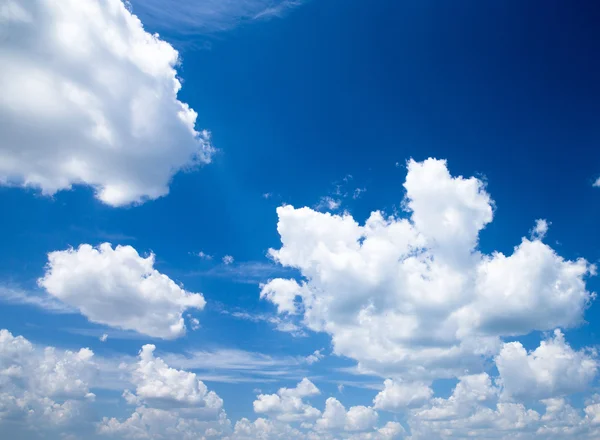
<box><xmin>316</xmin><ymin>196</ymin><xmax>342</xmax><ymax>211</ymax></box>
<box><xmin>263</xmin><ymin>192</ymin><xmax>272</xmax><ymax>199</ymax></box>
<box><xmin>594</xmin><ymin>177</ymin><xmax>600</xmax><ymax>187</ymax></box>
<box><xmin>353</xmin><ymin>188</ymin><xmax>366</xmax><ymax>199</ymax></box>
<box><xmin>305</xmin><ymin>349</ymin><xmax>324</xmax><ymax>365</ymax></box>
<box><xmin>338</xmin><ymin>384</ymin><xmax>345</xmax><ymax>393</ymax></box>
<box><xmin>190</xmin><ymin>317</ymin><xmax>200</xmax><ymax>330</ymax></box>
<box><xmin>222</xmin><ymin>255</ymin><xmax>235</xmax><ymax>265</ymax></box>
<box><xmin>343</xmin><ymin>174</ymin><xmax>353</xmax><ymax>182</ymax></box>
<box><xmin>195</xmin><ymin>251</ymin><xmax>213</xmax><ymax>260</ymax></box>
<box><xmin>100</xmin><ymin>333</ymin><xmax>108</xmax><ymax>342</ymax></box>
<box><xmin>395</xmin><ymin>162</ymin><xmax>400</xmax><ymax>168</ymax></box>
<box><xmin>531</xmin><ymin>219</ymin><xmax>550</xmax><ymax>240</ymax></box>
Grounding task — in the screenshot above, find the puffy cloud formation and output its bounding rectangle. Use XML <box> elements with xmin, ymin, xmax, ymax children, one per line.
<box><xmin>38</xmin><ymin>243</ymin><xmax>206</xmax><ymax>339</ymax></box>
<box><xmin>253</xmin><ymin>378</ymin><xmax>321</xmax><ymax>422</ymax></box>
<box><xmin>0</xmin><ymin>330</ymin><xmax>96</xmax><ymax>437</ymax></box>
<box><xmin>315</xmin><ymin>398</ymin><xmax>378</xmax><ymax>432</ymax></box>
<box><xmin>262</xmin><ymin>158</ymin><xmax>595</xmax><ymax>379</ymax></box>
<box><xmin>126</xmin><ymin>344</ymin><xmax>224</xmax><ymax>411</ymax></box>
<box><xmin>496</xmin><ymin>329</ymin><xmax>598</xmax><ymax>401</ymax></box>
<box><xmin>373</xmin><ymin>380</ymin><xmax>433</xmax><ymax>411</ymax></box>
<box><xmin>99</xmin><ymin>344</ymin><xmax>229</xmax><ymax>439</ymax></box>
<box><xmin>241</xmin><ymin>386</ymin><xmax>401</xmax><ymax>440</ymax></box>
<box><xmin>0</xmin><ymin>0</ymin><xmax>213</xmax><ymax>206</ymax></box>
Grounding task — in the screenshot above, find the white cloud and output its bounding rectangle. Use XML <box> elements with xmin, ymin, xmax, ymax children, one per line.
<box><xmin>99</xmin><ymin>333</ymin><xmax>108</xmax><ymax>342</ymax></box>
<box><xmin>0</xmin><ymin>0</ymin><xmax>213</xmax><ymax>206</ymax></box>
<box><xmin>260</xmin><ymin>278</ymin><xmax>302</xmax><ymax>315</ymax></box>
<box><xmin>196</xmin><ymin>251</ymin><xmax>213</xmax><ymax>260</ymax></box>
<box><xmin>38</xmin><ymin>243</ymin><xmax>206</xmax><ymax>339</ymax></box>
<box><xmin>353</xmin><ymin>188</ymin><xmax>367</xmax><ymax>199</ymax></box>
<box><xmin>124</xmin><ymin>344</ymin><xmax>223</xmax><ymax>411</ymax></box>
<box><xmin>222</xmin><ymin>255</ymin><xmax>235</xmax><ymax>265</ymax></box>
<box><xmin>496</xmin><ymin>329</ymin><xmax>598</xmax><ymax>401</ymax></box>
<box><xmin>254</xmin><ymin>378</ymin><xmax>321</xmax><ymax>422</ymax></box>
<box><xmin>262</xmin><ymin>158</ymin><xmax>595</xmax><ymax>380</ymax></box>
<box><xmin>373</xmin><ymin>379</ymin><xmax>433</xmax><ymax>411</ymax></box>
<box><xmin>98</xmin><ymin>344</ymin><xmax>230</xmax><ymax>438</ymax></box>
<box><xmin>0</xmin><ymin>329</ymin><xmax>97</xmax><ymax>437</ymax></box>
<box><xmin>130</xmin><ymin>0</ymin><xmax>305</xmax><ymax>36</ymax></box>
<box><xmin>316</xmin><ymin>196</ymin><xmax>342</xmax><ymax>211</ymax></box>
<box><xmin>305</xmin><ymin>350</ymin><xmax>324</xmax><ymax>365</ymax></box>
<box><xmin>190</xmin><ymin>317</ymin><xmax>201</xmax><ymax>330</ymax></box>
<box><xmin>530</xmin><ymin>218</ymin><xmax>550</xmax><ymax>240</ymax></box>
<box><xmin>316</xmin><ymin>398</ymin><xmax>378</xmax><ymax>432</ymax></box>
<box><xmin>593</xmin><ymin>177</ymin><xmax>600</xmax><ymax>187</ymax></box>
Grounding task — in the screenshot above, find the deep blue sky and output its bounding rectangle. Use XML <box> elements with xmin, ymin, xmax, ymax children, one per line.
<box><xmin>1</xmin><ymin>0</ymin><xmax>600</xmax><ymax>435</ymax></box>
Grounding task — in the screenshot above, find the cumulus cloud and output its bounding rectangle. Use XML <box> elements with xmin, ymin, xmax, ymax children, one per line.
<box><xmin>262</xmin><ymin>158</ymin><xmax>595</xmax><ymax>379</ymax></box>
<box><xmin>316</xmin><ymin>398</ymin><xmax>378</xmax><ymax>432</ymax></box>
<box><xmin>0</xmin><ymin>329</ymin><xmax>96</xmax><ymax>437</ymax></box>
<box><xmin>496</xmin><ymin>329</ymin><xmax>598</xmax><ymax>401</ymax></box>
<box><xmin>38</xmin><ymin>243</ymin><xmax>206</xmax><ymax>339</ymax></box>
<box><xmin>0</xmin><ymin>0</ymin><xmax>213</xmax><ymax>206</ymax></box>
<box><xmin>373</xmin><ymin>380</ymin><xmax>433</xmax><ymax>411</ymax></box>
<box><xmin>253</xmin><ymin>378</ymin><xmax>321</xmax><ymax>422</ymax></box>
<box><xmin>98</xmin><ymin>344</ymin><xmax>229</xmax><ymax>439</ymax></box>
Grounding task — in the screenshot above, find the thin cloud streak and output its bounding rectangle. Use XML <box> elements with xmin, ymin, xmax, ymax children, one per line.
<box><xmin>129</xmin><ymin>0</ymin><xmax>306</xmax><ymax>37</ymax></box>
<box><xmin>0</xmin><ymin>286</ymin><xmax>74</xmax><ymax>314</ymax></box>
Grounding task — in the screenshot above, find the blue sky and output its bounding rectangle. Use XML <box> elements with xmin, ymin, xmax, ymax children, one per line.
<box><xmin>1</xmin><ymin>0</ymin><xmax>600</xmax><ymax>439</ymax></box>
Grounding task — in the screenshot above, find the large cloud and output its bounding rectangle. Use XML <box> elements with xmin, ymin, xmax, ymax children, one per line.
<box><xmin>0</xmin><ymin>0</ymin><xmax>213</xmax><ymax>206</ymax></box>
<box><xmin>0</xmin><ymin>330</ymin><xmax>97</xmax><ymax>438</ymax></box>
<box><xmin>253</xmin><ymin>378</ymin><xmax>321</xmax><ymax>422</ymax></box>
<box><xmin>99</xmin><ymin>344</ymin><xmax>229</xmax><ymax>439</ymax></box>
<box><xmin>261</xmin><ymin>158</ymin><xmax>595</xmax><ymax>379</ymax></box>
<box><xmin>496</xmin><ymin>329</ymin><xmax>598</xmax><ymax>401</ymax></box>
<box><xmin>38</xmin><ymin>243</ymin><xmax>206</xmax><ymax>339</ymax></box>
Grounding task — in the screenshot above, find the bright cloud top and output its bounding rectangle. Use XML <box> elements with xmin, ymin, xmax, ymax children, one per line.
<box><xmin>262</xmin><ymin>158</ymin><xmax>596</xmax><ymax>379</ymax></box>
<box><xmin>0</xmin><ymin>0</ymin><xmax>213</xmax><ymax>206</ymax></box>
<box><xmin>100</xmin><ymin>342</ymin><xmax>229</xmax><ymax>439</ymax></box>
<box><xmin>38</xmin><ymin>243</ymin><xmax>206</xmax><ymax>339</ymax></box>
<box><xmin>0</xmin><ymin>330</ymin><xmax>96</xmax><ymax>435</ymax></box>
<box><xmin>496</xmin><ymin>329</ymin><xmax>598</xmax><ymax>401</ymax></box>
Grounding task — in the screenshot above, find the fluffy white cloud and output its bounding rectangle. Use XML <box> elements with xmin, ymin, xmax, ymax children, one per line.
<box><xmin>315</xmin><ymin>397</ymin><xmax>378</xmax><ymax>433</ymax></box>
<box><xmin>38</xmin><ymin>243</ymin><xmax>206</xmax><ymax>339</ymax></box>
<box><xmin>496</xmin><ymin>330</ymin><xmax>598</xmax><ymax>401</ymax></box>
<box><xmin>0</xmin><ymin>0</ymin><xmax>213</xmax><ymax>206</ymax></box>
<box><xmin>0</xmin><ymin>330</ymin><xmax>96</xmax><ymax>437</ymax></box>
<box><xmin>305</xmin><ymin>350</ymin><xmax>324</xmax><ymax>365</ymax></box>
<box><xmin>99</xmin><ymin>344</ymin><xmax>229</xmax><ymax>439</ymax></box>
<box><xmin>262</xmin><ymin>158</ymin><xmax>595</xmax><ymax>380</ymax></box>
<box><xmin>373</xmin><ymin>380</ymin><xmax>433</xmax><ymax>411</ymax></box>
<box><xmin>260</xmin><ymin>278</ymin><xmax>302</xmax><ymax>315</ymax></box>
<box><xmin>253</xmin><ymin>378</ymin><xmax>321</xmax><ymax>422</ymax></box>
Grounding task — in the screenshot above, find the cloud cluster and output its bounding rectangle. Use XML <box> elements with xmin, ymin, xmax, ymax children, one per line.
<box><xmin>99</xmin><ymin>344</ymin><xmax>230</xmax><ymax>439</ymax></box>
<box><xmin>496</xmin><ymin>330</ymin><xmax>597</xmax><ymax>401</ymax></box>
<box><xmin>262</xmin><ymin>158</ymin><xmax>595</xmax><ymax>380</ymax></box>
<box><xmin>0</xmin><ymin>330</ymin><xmax>97</xmax><ymax>438</ymax></box>
<box><xmin>0</xmin><ymin>0</ymin><xmax>213</xmax><ymax>206</ymax></box>
<box><xmin>39</xmin><ymin>243</ymin><xmax>206</xmax><ymax>339</ymax></box>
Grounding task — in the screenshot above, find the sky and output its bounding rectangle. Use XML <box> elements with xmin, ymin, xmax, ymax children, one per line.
<box><xmin>1</xmin><ymin>0</ymin><xmax>600</xmax><ymax>439</ymax></box>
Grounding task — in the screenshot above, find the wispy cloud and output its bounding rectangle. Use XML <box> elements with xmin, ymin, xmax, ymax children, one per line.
<box><xmin>190</xmin><ymin>260</ymin><xmax>296</xmax><ymax>284</ymax></box>
<box><xmin>129</xmin><ymin>0</ymin><xmax>307</xmax><ymax>37</ymax></box>
<box><xmin>160</xmin><ymin>347</ymin><xmax>312</xmax><ymax>383</ymax></box>
<box><xmin>0</xmin><ymin>286</ymin><xmax>74</xmax><ymax>314</ymax></box>
<box><xmin>63</xmin><ymin>327</ymin><xmax>158</xmax><ymax>341</ymax></box>
<box><xmin>223</xmin><ymin>309</ymin><xmax>306</xmax><ymax>337</ymax></box>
